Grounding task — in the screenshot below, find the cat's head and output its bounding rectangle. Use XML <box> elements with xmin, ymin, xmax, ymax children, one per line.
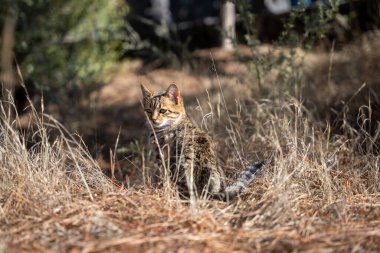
<box><xmin>141</xmin><ymin>83</ymin><xmax>186</xmax><ymax>129</ymax></box>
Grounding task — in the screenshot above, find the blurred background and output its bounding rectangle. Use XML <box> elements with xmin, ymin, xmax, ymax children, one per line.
<box><xmin>0</xmin><ymin>0</ymin><xmax>379</xmax><ymax>159</ymax></box>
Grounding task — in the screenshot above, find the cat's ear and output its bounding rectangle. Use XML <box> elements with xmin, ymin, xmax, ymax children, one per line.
<box><xmin>165</xmin><ymin>83</ymin><xmax>180</xmax><ymax>104</ymax></box>
<box><xmin>140</xmin><ymin>84</ymin><xmax>152</xmax><ymax>98</ymax></box>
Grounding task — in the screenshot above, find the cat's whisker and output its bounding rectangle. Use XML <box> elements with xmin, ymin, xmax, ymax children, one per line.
<box><xmin>141</xmin><ymin>83</ymin><xmax>267</xmax><ymax>201</ymax></box>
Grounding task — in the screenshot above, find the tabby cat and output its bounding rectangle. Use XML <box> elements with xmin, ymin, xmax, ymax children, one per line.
<box><xmin>141</xmin><ymin>83</ymin><xmax>266</xmax><ymax>201</ymax></box>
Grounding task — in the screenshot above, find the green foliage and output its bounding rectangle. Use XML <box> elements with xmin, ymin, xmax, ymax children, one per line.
<box><xmin>278</xmin><ymin>0</ymin><xmax>341</xmax><ymax>47</ymax></box>
<box><xmin>1</xmin><ymin>0</ymin><xmax>127</xmax><ymax>96</ymax></box>
<box><xmin>125</xmin><ymin>15</ymin><xmax>190</xmax><ymax>67</ymax></box>
<box><xmin>234</xmin><ymin>0</ymin><xmax>341</xmax><ymax>98</ymax></box>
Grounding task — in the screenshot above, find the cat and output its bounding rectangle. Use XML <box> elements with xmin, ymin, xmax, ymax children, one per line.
<box><xmin>141</xmin><ymin>83</ymin><xmax>267</xmax><ymax>201</ymax></box>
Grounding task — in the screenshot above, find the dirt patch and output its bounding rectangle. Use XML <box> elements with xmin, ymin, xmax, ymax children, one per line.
<box><xmin>79</xmin><ymin>32</ymin><xmax>380</xmax><ymax>152</ymax></box>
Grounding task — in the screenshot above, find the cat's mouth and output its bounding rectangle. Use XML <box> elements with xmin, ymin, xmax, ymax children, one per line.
<box><xmin>151</xmin><ymin>120</ymin><xmax>169</xmax><ymax>129</ymax></box>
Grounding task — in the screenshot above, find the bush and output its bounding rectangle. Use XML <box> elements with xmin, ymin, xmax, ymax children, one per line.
<box><xmin>234</xmin><ymin>0</ymin><xmax>341</xmax><ymax>97</ymax></box>
<box><xmin>0</xmin><ymin>0</ymin><xmax>127</xmax><ymax>99</ymax></box>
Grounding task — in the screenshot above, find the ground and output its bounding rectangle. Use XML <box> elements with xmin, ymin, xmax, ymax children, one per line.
<box><xmin>1</xmin><ymin>31</ymin><xmax>380</xmax><ymax>252</ymax></box>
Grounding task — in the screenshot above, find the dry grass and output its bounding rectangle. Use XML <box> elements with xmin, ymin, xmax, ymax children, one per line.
<box><xmin>1</xmin><ymin>90</ymin><xmax>380</xmax><ymax>252</ymax></box>
<box><xmin>1</xmin><ymin>34</ymin><xmax>380</xmax><ymax>252</ymax></box>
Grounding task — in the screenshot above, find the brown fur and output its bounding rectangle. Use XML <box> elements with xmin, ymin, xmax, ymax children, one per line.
<box><xmin>141</xmin><ymin>83</ymin><xmax>266</xmax><ymax>200</ymax></box>
<box><xmin>141</xmin><ymin>83</ymin><xmax>222</xmax><ymax>198</ymax></box>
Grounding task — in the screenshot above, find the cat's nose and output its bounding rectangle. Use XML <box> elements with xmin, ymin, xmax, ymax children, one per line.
<box><xmin>151</xmin><ymin>118</ymin><xmax>158</xmax><ymax>124</ymax></box>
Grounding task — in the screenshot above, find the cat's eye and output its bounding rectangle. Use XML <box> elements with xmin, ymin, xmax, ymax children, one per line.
<box><xmin>159</xmin><ymin>109</ymin><xmax>168</xmax><ymax>114</ymax></box>
<box><xmin>144</xmin><ymin>109</ymin><xmax>152</xmax><ymax>114</ymax></box>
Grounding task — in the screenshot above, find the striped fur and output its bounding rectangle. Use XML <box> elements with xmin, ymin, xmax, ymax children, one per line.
<box><xmin>141</xmin><ymin>83</ymin><xmax>267</xmax><ymax>201</ymax></box>
<box><xmin>212</xmin><ymin>160</ymin><xmax>267</xmax><ymax>201</ymax></box>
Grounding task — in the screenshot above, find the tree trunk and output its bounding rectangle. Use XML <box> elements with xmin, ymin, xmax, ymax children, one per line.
<box><xmin>1</xmin><ymin>11</ymin><xmax>17</xmax><ymax>95</ymax></box>
<box><xmin>221</xmin><ymin>1</ymin><xmax>236</xmax><ymax>51</ymax></box>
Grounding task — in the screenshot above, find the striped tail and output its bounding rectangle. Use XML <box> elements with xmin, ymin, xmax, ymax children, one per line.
<box><xmin>212</xmin><ymin>160</ymin><xmax>268</xmax><ymax>201</ymax></box>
